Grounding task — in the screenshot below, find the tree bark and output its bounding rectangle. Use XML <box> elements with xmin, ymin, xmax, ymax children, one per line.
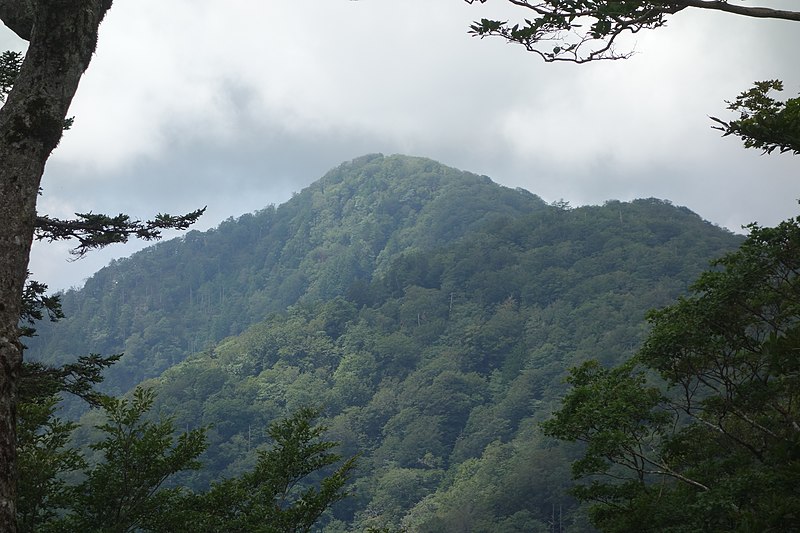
<box><xmin>500</xmin><ymin>1</ymin><xmax>800</xmax><ymax>23</ymax></box>
<box><xmin>670</xmin><ymin>0</ymin><xmax>800</xmax><ymax>22</ymax></box>
<box><xmin>0</xmin><ymin>1</ymin><xmax>112</xmax><ymax>530</ymax></box>
<box><xmin>0</xmin><ymin>0</ymin><xmax>34</xmax><ymax>40</ymax></box>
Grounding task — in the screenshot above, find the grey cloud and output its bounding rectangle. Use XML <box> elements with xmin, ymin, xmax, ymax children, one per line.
<box><xmin>20</xmin><ymin>1</ymin><xmax>800</xmax><ymax>291</ymax></box>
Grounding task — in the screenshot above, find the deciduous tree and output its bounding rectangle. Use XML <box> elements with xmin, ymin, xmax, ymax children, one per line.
<box><xmin>711</xmin><ymin>79</ymin><xmax>800</xmax><ymax>155</ymax></box>
<box><xmin>167</xmin><ymin>407</ymin><xmax>357</xmax><ymax>533</ymax></box>
<box><xmin>464</xmin><ymin>1</ymin><xmax>800</xmax><ymax>153</ymax></box>
<box><xmin>466</xmin><ymin>1</ymin><xmax>800</xmax><ymax>63</ymax></box>
<box><xmin>542</xmin><ymin>215</ymin><xmax>800</xmax><ymax>530</ymax></box>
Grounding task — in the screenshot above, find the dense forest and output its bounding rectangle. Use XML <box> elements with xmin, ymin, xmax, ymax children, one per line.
<box><xmin>26</xmin><ymin>154</ymin><xmax>746</xmax><ymax>531</ymax></box>
<box><xmin>29</xmin><ymin>154</ymin><xmax>546</xmax><ymax>395</ymax></box>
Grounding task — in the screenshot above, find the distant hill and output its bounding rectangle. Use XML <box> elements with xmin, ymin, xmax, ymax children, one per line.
<box><xmin>27</xmin><ymin>154</ymin><xmax>547</xmax><ymax>393</ymax></box>
<box><xmin>27</xmin><ymin>154</ymin><xmax>744</xmax><ymax>530</ymax></box>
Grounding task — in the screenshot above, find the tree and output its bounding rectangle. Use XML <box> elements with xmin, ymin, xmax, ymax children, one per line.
<box><xmin>0</xmin><ymin>3</ymin><xmax>203</xmax><ymax>529</ymax></box>
<box><xmin>16</xmin><ymin>281</ymin><xmax>124</xmax><ymax>532</ymax></box>
<box><xmin>15</xmin><ymin>395</ymin><xmax>83</xmax><ymax>533</ymax></box>
<box><xmin>18</xmin><ymin>388</ymin><xmax>206</xmax><ymax>531</ymax></box>
<box><xmin>0</xmin><ymin>1</ymin><xmax>111</xmax><ymax>522</ymax></box>
<box><xmin>30</xmin><ymin>387</ymin><xmax>208</xmax><ymax>533</ymax></box>
<box><xmin>711</xmin><ymin>79</ymin><xmax>800</xmax><ymax>155</ymax></box>
<box><xmin>465</xmin><ymin>0</ymin><xmax>800</xmax><ymax>63</ymax></box>
<box><xmin>542</xmin><ymin>215</ymin><xmax>800</xmax><ymax>530</ymax></box>
<box><xmin>162</xmin><ymin>407</ymin><xmax>357</xmax><ymax>533</ymax></box>
<box><xmin>34</xmin><ymin>209</ymin><xmax>206</xmax><ymax>259</ymax></box>
<box><xmin>463</xmin><ymin>2</ymin><xmax>800</xmax><ymax>163</ymax></box>
<box><xmin>16</xmin><ymin>295</ymin><xmax>355</xmax><ymax>532</ymax></box>
<box><xmin>17</xmin><ymin>382</ymin><xmax>355</xmax><ymax>532</ymax></box>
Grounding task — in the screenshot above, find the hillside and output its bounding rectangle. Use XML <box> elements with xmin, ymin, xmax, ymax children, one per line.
<box><xmin>27</xmin><ymin>154</ymin><xmax>546</xmax><ymax>394</ymax></box>
<box><xmin>137</xmin><ymin>193</ymin><xmax>741</xmax><ymax>531</ymax></box>
<box><xmin>28</xmin><ymin>154</ymin><xmax>744</xmax><ymax>530</ymax></box>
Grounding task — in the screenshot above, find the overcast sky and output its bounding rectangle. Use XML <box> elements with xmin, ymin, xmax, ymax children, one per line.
<box><xmin>5</xmin><ymin>1</ymin><xmax>798</xmax><ymax>291</ymax></box>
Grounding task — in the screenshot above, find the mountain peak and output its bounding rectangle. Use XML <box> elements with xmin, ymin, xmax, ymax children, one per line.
<box><xmin>28</xmin><ymin>155</ymin><xmax>545</xmax><ymax>387</ymax></box>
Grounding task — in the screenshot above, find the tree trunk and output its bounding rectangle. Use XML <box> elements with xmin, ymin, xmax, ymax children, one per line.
<box><xmin>0</xmin><ymin>1</ymin><xmax>112</xmax><ymax>530</ymax></box>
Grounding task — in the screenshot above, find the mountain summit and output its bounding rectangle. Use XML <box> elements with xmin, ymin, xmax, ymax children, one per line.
<box><xmin>27</xmin><ymin>154</ymin><xmax>545</xmax><ymax>389</ymax></box>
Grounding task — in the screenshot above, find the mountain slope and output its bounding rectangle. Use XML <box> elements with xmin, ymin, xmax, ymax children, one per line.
<box><xmin>27</xmin><ymin>154</ymin><xmax>547</xmax><ymax>393</ymax></box>
<box><xmin>140</xmin><ymin>196</ymin><xmax>741</xmax><ymax>531</ymax></box>
<box><xmin>27</xmin><ymin>153</ymin><xmax>745</xmax><ymax>529</ymax></box>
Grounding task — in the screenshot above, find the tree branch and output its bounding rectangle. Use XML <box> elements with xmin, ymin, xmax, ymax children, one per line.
<box><xmin>487</xmin><ymin>0</ymin><xmax>800</xmax><ymax>22</ymax></box>
<box><xmin>19</xmin><ymin>275</ymin><xmax>62</xmax><ymax>338</ymax></box>
<box><xmin>670</xmin><ymin>0</ymin><xmax>800</xmax><ymax>21</ymax></box>
<box><xmin>465</xmin><ymin>1</ymin><xmax>800</xmax><ymax>63</ymax></box>
<box><xmin>0</xmin><ymin>0</ymin><xmax>34</xmax><ymax>41</ymax></box>
<box><xmin>34</xmin><ymin>207</ymin><xmax>206</xmax><ymax>258</ymax></box>
<box><xmin>20</xmin><ymin>354</ymin><xmax>121</xmax><ymax>406</ymax></box>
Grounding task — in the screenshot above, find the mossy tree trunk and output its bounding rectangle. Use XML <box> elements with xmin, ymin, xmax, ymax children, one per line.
<box><xmin>0</xmin><ymin>1</ymin><xmax>112</xmax><ymax>530</ymax></box>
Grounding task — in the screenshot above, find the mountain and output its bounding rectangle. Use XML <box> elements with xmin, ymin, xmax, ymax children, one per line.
<box><xmin>28</xmin><ymin>154</ymin><xmax>547</xmax><ymax>393</ymax></box>
<box><xmin>27</xmin><ymin>154</ymin><xmax>743</xmax><ymax>530</ymax></box>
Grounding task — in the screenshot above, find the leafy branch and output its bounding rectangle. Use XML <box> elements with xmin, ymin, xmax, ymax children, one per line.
<box><xmin>20</xmin><ymin>354</ymin><xmax>122</xmax><ymax>406</ymax></box>
<box><xmin>710</xmin><ymin>80</ymin><xmax>800</xmax><ymax>155</ymax></box>
<box><xmin>465</xmin><ymin>1</ymin><xmax>800</xmax><ymax>63</ymax></box>
<box><xmin>34</xmin><ymin>208</ymin><xmax>207</xmax><ymax>258</ymax></box>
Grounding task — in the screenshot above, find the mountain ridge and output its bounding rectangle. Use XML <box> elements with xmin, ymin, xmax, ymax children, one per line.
<box><xmin>26</xmin><ymin>153</ymin><xmax>746</xmax><ymax>530</ymax></box>
<box><xmin>26</xmin><ymin>154</ymin><xmax>547</xmax><ymax>391</ymax></box>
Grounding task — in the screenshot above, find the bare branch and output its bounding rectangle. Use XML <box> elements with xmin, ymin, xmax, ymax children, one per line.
<box><xmin>672</xmin><ymin>0</ymin><xmax>800</xmax><ymax>21</ymax></box>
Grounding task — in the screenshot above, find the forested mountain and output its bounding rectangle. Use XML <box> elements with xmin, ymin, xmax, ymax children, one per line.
<box><xmin>27</xmin><ymin>154</ymin><xmax>743</xmax><ymax>530</ymax></box>
<box><xmin>27</xmin><ymin>154</ymin><xmax>545</xmax><ymax>394</ymax></box>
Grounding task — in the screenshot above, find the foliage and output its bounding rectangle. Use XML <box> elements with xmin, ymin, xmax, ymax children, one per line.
<box><xmin>35</xmin><ymin>208</ymin><xmax>207</xmax><ymax>258</ymax></box>
<box><xmin>17</xmin><ymin>387</ymin><xmax>354</xmax><ymax>532</ymax></box>
<box><xmin>542</xmin><ymin>215</ymin><xmax>800</xmax><ymax>531</ymax></box>
<box><xmin>18</xmin><ymin>263</ymin><xmax>353</xmax><ymax>531</ymax></box>
<box><xmin>174</xmin><ymin>407</ymin><xmax>357</xmax><ymax>533</ymax></box>
<box><xmin>2</xmin><ymin>41</ymin><xmax>204</xmax><ymax>262</ymax></box>
<box><xmin>58</xmin><ymin>168</ymin><xmax>738</xmax><ymax>530</ymax></box>
<box><xmin>19</xmin><ymin>277</ymin><xmax>64</xmax><ymax>339</ymax></box>
<box><xmin>541</xmin><ymin>360</ymin><xmax>676</xmax><ymax>483</ymax></box>
<box><xmin>16</xmin><ymin>396</ymin><xmax>83</xmax><ymax>533</ymax></box>
<box><xmin>20</xmin><ymin>353</ymin><xmax>121</xmax><ymax>407</ymax></box>
<box><xmin>711</xmin><ymin>80</ymin><xmax>800</xmax><ymax>155</ymax></box>
<box><xmin>19</xmin><ymin>275</ymin><xmax>118</xmax><ymax>405</ymax></box>
<box><xmin>0</xmin><ymin>49</ymin><xmax>21</xmax><ymax>100</ymax></box>
<box><xmin>464</xmin><ymin>3</ymin><xmax>800</xmax><ymax>157</ymax></box>
<box><xmin>44</xmin><ymin>387</ymin><xmax>207</xmax><ymax>533</ymax></box>
<box><xmin>465</xmin><ymin>1</ymin><xmax>800</xmax><ymax>63</ymax></box>
<box><xmin>23</xmin><ymin>156</ymin><xmax>744</xmax><ymax>530</ymax></box>
<box><xmin>26</xmin><ymin>155</ymin><xmax>546</xmax><ymax>394</ymax></box>
<box><xmin>0</xmin><ymin>14</ymin><xmax>204</xmax><ymax>526</ymax></box>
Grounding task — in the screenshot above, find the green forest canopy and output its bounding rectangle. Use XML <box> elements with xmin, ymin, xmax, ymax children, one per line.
<box><xmin>25</xmin><ymin>155</ymin><xmax>747</xmax><ymax>531</ymax></box>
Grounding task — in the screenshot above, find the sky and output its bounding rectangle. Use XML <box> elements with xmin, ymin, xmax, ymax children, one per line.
<box><xmin>3</xmin><ymin>0</ymin><xmax>797</xmax><ymax>292</ymax></box>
